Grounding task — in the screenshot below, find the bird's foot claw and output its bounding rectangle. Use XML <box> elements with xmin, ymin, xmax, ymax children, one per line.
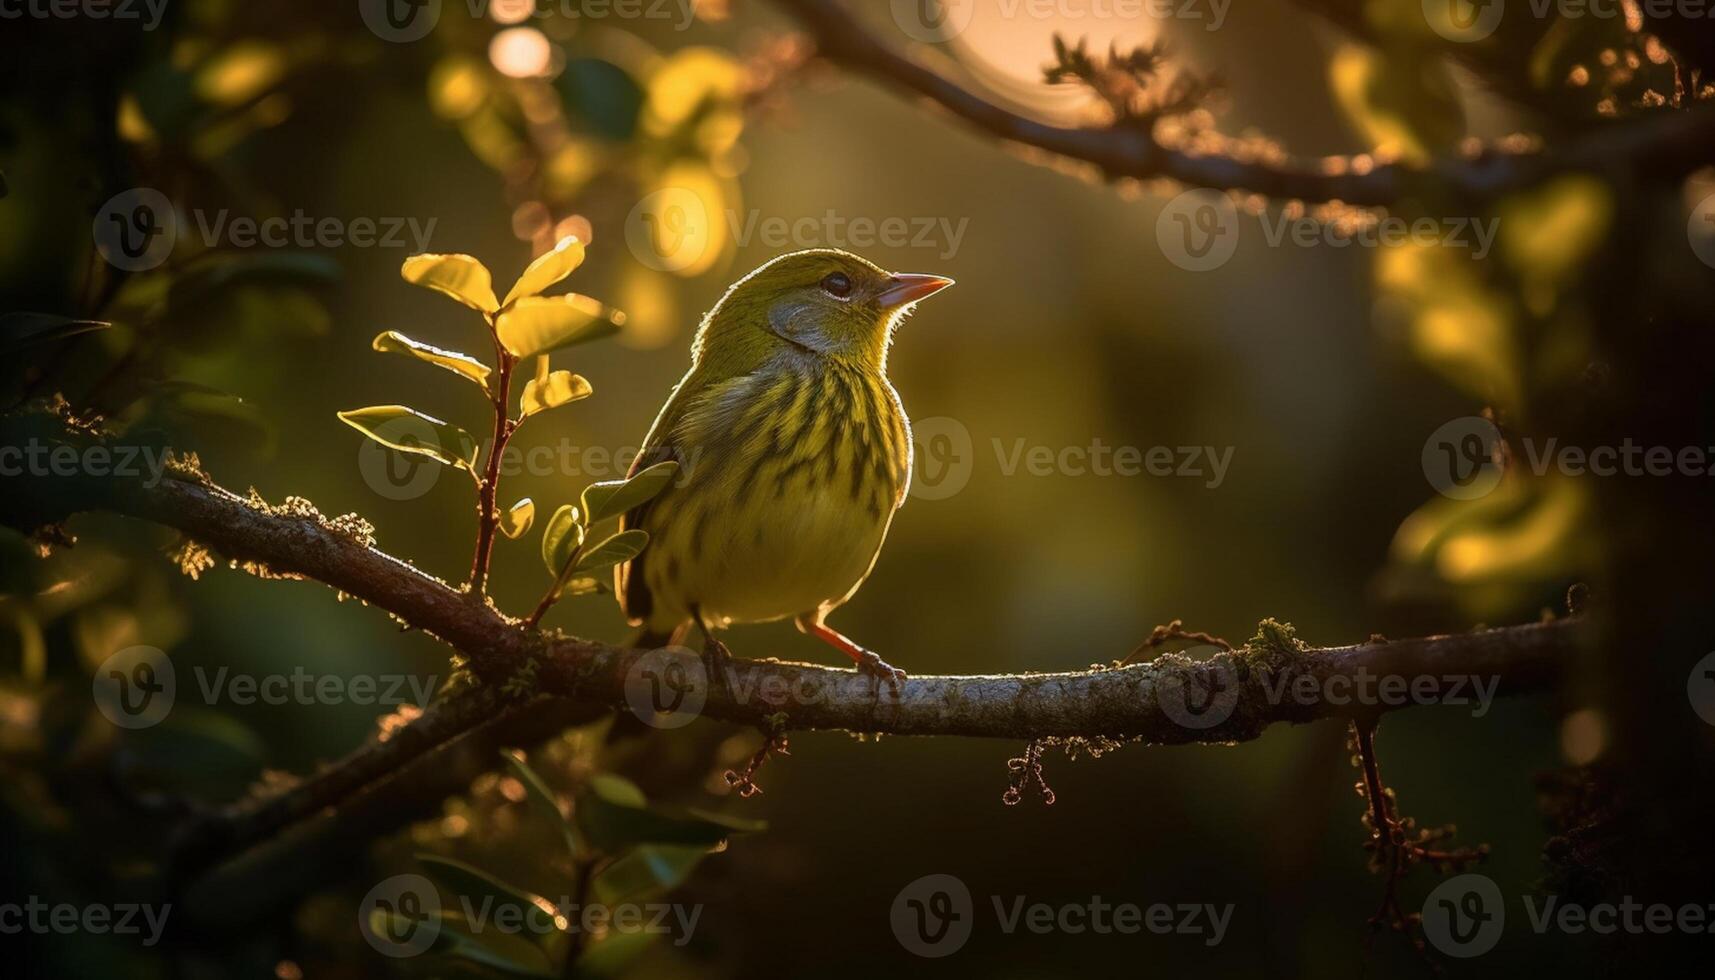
<box><xmin>855</xmin><ymin>650</ymin><xmax>906</xmax><ymax>691</ymax></box>
<box><xmin>702</xmin><ymin>636</ymin><xmax>733</xmax><ymax>681</ymax></box>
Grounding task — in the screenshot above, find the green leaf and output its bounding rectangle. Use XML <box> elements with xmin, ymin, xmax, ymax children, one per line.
<box><xmin>575</xmin><ymin>775</ymin><xmax>763</xmax><ymax>853</ymax></box>
<box><xmin>572</xmin><ymin>530</ymin><xmax>647</xmax><ymax>575</ymax></box>
<box><xmin>401</xmin><ymin>252</ymin><xmax>499</xmax><ymax>314</ymax></box>
<box><xmin>540</xmin><ymin>504</ymin><xmax>586</xmax><ymax>577</ymax></box>
<box><xmin>589</xmin><ymin>773</ymin><xmax>646</xmax><ymax>807</ymax></box>
<box><xmin>521</xmin><ymin>370</ymin><xmax>593</xmax><ymax>418</ymax></box>
<box><xmin>137</xmin><ymin>381</ymin><xmax>275</xmax><ymax>456</ymax></box>
<box><xmin>580</xmin><ymin>462</ymin><xmax>679</xmax><ymax>523</ymax></box>
<box><xmin>418</xmin><ymin>855</ymin><xmax>563</xmax><ymax>940</ymax></box>
<box><xmin>558</xmin><ymin>576</ymin><xmax>607</xmax><ymax>597</ymax></box>
<box><xmin>502</xmin><ymin>750</ymin><xmax>581</xmax><ymax>860</ymax></box>
<box><xmin>591</xmin><ymin>844</ymin><xmax>707</xmax><ymax>906</ymax></box>
<box><xmin>423</xmin><ymin>909</ymin><xmax>557</xmax><ymax>977</ymax></box>
<box><xmin>373</xmin><ymin>330</ymin><xmax>492</xmax><ymax>389</ymax></box>
<box><xmin>503</xmin><ymin>235</ymin><xmax>587</xmax><ymax>309</ymax></box>
<box><xmin>574</xmin><ymin>930</ymin><xmax>658</xmax><ymax>978</ymax></box>
<box><xmin>500</xmin><ymin>498</ymin><xmax>535</xmax><ymax>539</ymax></box>
<box><xmin>495</xmin><ymin>295</ymin><xmax>624</xmax><ymax>358</ymax></box>
<box><xmin>0</xmin><ymin>312</ymin><xmax>109</xmax><ymax>354</ymax></box>
<box><xmin>557</xmin><ymin>58</ymin><xmax>645</xmax><ymax>142</ymax></box>
<box><xmin>337</xmin><ymin>405</ymin><xmax>479</xmax><ymax>471</ymax></box>
<box><xmin>169</xmin><ymin>251</ymin><xmax>341</xmax><ymax>299</ymax></box>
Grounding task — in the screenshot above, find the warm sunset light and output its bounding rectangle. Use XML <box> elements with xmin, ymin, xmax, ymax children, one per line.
<box><xmin>6</xmin><ymin>2</ymin><xmax>1713</xmax><ymax>977</ymax></box>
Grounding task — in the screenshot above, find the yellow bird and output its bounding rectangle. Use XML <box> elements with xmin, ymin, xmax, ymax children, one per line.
<box><xmin>617</xmin><ymin>249</ymin><xmax>954</xmax><ymax>683</ymax></box>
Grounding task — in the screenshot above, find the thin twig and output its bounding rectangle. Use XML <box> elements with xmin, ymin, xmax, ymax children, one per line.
<box><xmin>769</xmin><ymin>0</ymin><xmax>1715</xmax><ymax>206</ymax></box>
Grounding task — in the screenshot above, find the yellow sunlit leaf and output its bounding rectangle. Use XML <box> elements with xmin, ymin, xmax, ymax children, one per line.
<box><xmin>372</xmin><ymin>330</ymin><xmax>492</xmax><ymax>390</ymax></box>
<box><xmin>503</xmin><ymin>235</ymin><xmax>587</xmax><ymax>308</ymax></box>
<box><xmin>195</xmin><ymin>40</ymin><xmax>286</xmax><ymax>108</ymax></box>
<box><xmin>496</xmin><ymin>295</ymin><xmax>625</xmax><ymax>357</ymax></box>
<box><xmin>521</xmin><ymin>369</ymin><xmax>593</xmax><ymax>418</ymax></box>
<box><xmin>643</xmin><ymin>47</ymin><xmax>742</xmax><ymax>140</ymax></box>
<box><xmin>1436</xmin><ymin>477</ymin><xmax>1591</xmax><ymax>583</ymax></box>
<box><xmin>1498</xmin><ymin>175</ymin><xmax>1613</xmax><ymax>296</ymax></box>
<box><xmin>401</xmin><ymin>253</ymin><xmax>500</xmax><ymax>314</ymax></box>
<box><xmin>500</xmin><ymin>498</ymin><xmax>535</xmax><ymax>540</ymax></box>
<box><xmin>1329</xmin><ymin>44</ymin><xmax>1461</xmax><ymax>166</ymax></box>
<box><xmin>118</xmin><ymin>94</ymin><xmax>156</xmax><ymax>143</ymax></box>
<box><xmin>1378</xmin><ymin>242</ymin><xmax>1519</xmax><ymax>406</ymax></box>
<box><xmin>429</xmin><ymin>56</ymin><xmax>489</xmax><ymax>120</ymax></box>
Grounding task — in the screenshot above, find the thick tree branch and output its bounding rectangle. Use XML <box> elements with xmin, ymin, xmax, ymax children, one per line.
<box><xmin>770</xmin><ymin>0</ymin><xmax>1715</xmax><ymax>206</ymax></box>
<box><xmin>1</xmin><ymin>413</ymin><xmax>1585</xmax><ymax>744</ymax></box>
<box><xmin>1</xmin><ymin>413</ymin><xmax>1589</xmax><ymax>923</ymax></box>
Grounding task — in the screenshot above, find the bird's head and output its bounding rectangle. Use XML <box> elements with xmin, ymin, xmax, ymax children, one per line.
<box><xmin>693</xmin><ymin>249</ymin><xmax>954</xmax><ymax>369</ymax></box>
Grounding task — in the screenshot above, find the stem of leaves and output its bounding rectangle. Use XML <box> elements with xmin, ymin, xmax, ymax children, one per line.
<box><xmin>525</xmin><ymin>545</ymin><xmax>583</xmax><ymax>629</ymax></box>
<box><xmin>561</xmin><ymin>856</ymin><xmax>602</xmax><ymax>976</ymax></box>
<box><xmin>468</xmin><ymin>327</ymin><xmax>518</xmax><ymax>597</ymax></box>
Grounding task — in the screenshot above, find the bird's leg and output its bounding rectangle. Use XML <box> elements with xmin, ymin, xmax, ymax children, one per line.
<box><xmin>692</xmin><ymin>606</ymin><xmax>731</xmax><ymax>687</ymax></box>
<box><xmin>796</xmin><ymin>615</ymin><xmax>906</xmax><ymax>690</ymax></box>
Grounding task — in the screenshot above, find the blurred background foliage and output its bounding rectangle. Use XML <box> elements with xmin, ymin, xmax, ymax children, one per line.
<box><xmin>3</xmin><ymin>0</ymin><xmax>1712</xmax><ymax>976</ymax></box>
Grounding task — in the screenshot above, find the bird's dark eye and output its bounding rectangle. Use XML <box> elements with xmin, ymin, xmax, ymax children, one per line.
<box><xmin>820</xmin><ymin>272</ymin><xmax>853</xmax><ymax>298</ymax></box>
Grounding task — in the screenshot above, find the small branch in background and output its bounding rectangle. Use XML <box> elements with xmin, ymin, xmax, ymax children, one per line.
<box><xmin>770</xmin><ymin>0</ymin><xmax>1715</xmax><ymax>206</ymax></box>
<box><xmin>724</xmin><ymin>732</ymin><xmax>790</xmax><ymax>798</ymax></box>
<box><xmin>1002</xmin><ymin>740</ymin><xmax>1057</xmax><ymax>807</ymax></box>
<box><xmin>1349</xmin><ymin>719</ymin><xmax>1489</xmax><ymax>962</ymax></box>
<box><xmin>1118</xmin><ymin>617</ymin><xmax>1234</xmax><ymax>666</ymax></box>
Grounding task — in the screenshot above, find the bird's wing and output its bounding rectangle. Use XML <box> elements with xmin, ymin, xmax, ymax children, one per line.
<box><xmin>615</xmin><ymin>364</ymin><xmax>729</xmax><ymax>627</ymax></box>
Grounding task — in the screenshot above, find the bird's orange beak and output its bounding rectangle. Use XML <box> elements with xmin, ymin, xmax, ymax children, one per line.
<box><xmin>877</xmin><ymin>273</ymin><xmax>955</xmax><ymax>308</ymax></box>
